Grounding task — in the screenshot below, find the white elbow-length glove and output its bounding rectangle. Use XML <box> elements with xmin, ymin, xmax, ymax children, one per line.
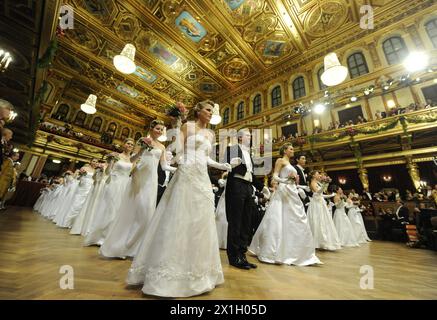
<box><xmin>207</xmin><ymin>157</ymin><xmax>232</xmax><ymax>171</ymax></box>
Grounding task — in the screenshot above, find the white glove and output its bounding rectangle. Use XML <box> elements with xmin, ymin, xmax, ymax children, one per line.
<box><xmin>273</xmin><ymin>173</ymin><xmax>291</xmax><ymax>184</ymax></box>
<box><xmin>218</xmin><ymin>179</ymin><xmax>227</xmax><ymax>188</ymax></box>
<box><xmin>230</xmin><ymin>157</ymin><xmax>242</xmax><ymax>168</ymax></box>
<box><xmin>298</xmin><ymin>188</ymin><xmax>307</xmax><ymax>200</ymax></box>
<box><xmin>254</xmin><ymin>197</ymin><xmax>259</xmax><ymax>205</ymax></box>
<box><xmin>297</xmin><ymin>185</ymin><xmax>311</xmax><ymax>192</ymax></box>
<box><xmin>212</xmin><ymin>186</ymin><xmax>219</xmax><ymax>193</ymax></box>
<box><xmin>207</xmin><ymin>157</ymin><xmax>231</xmax><ymax>171</ymax></box>
<box><xmin>262</xmin><ymin>186</ymin><xmax>271</xmax><ymax>200</ymax></box>
<box><xmin>322</xmin><ymin>193</ymin><xmax>336</xmax><ymax>199</ymax></box>
<box><xmin>160</xmin><ymin>158</ymin><xmax>177</xmax><ymax>173</ymax></box>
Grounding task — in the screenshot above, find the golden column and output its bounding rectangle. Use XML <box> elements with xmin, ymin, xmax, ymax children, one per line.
<box><xmin>406</xmin><ymin>157</ymin><xmax>421</xmax><ymax>191</ymax></box>
<box><xmin>358</xmin><ymin>167</ymin><xmax>369</xmax><ymax>191</ymax></box>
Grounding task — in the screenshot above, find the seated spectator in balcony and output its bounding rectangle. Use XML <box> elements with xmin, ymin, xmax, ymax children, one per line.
<box><xmin>407</xmin><ymin>103</ymin><xmax>417</xmax><ymax>113</ymax></box>
<box><xmin>0</xmin><ymin>99</ymin><xmax>13</xmax><ymax>124</ymax></box>
<box><xmin>312</xmin><ymin>126</ymin><xmax>322</xmax><ymax>134</ymax></box>
<box><xmin>375</xmin><ymin>111</ymin><xmax>382</xmax><ymax>120</ymax></box>
<box><xmin>387</xmin><ymin>191</ymin><xmax>396</xmax><ymax>201</ymax></box>
<box><xmin>327</xmin><ymin>122</ymin><xmax>334</xmax><ymax>130</ymax></box>
<box><xmin>356</xmin><ymin>116</ymin><xmax>367</xmax><ymax>124</ymax></box>
<box><xmin>404</xmin><ymin>189</ymin><xmax>413</xmax><ymax>201</ymax></box>
<box><xmin>424</xmin><ymin>99</ymin><xmax>435</xmax><ymax>109</ymax></box>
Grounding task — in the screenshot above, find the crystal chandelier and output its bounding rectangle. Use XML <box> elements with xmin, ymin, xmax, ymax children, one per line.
<box><xmin>210</xmin><ymin>103</ymin><xmax>222</xmax><ymax>125</ymax></box>
<box><xmin>80</xmin><ymin>94</ymin><xmax>97</xmax><ymax>114</ymax></box>
<box><xmin>0</xmin><ymin>49</ymin><xmax>12</xmax><ymax>72</ymax></box>
<box><xmin>113</xmin><ymin>44</ymin><xmax>136</xmax><ymax>74</ymax></box>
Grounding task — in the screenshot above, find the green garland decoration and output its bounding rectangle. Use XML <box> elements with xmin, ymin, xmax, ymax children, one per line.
<box><xmin>355</xmin><ymin>118</ymin><xmax>400</xmax><ymax>134</ymax></box>
<box><xmin>405</xmin><ymin>113</ymin><xmax>437</xmax><ymax>124</ymax></box>
<box><xmin>37</xmin><ymin>39</ymin><xmax>59</xmax><ymax>68</ymax></box>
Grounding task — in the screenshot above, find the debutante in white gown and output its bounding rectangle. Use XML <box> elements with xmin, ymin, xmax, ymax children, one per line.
<box><xmin>249</xmin><ymin>164</ymin><xmax>321</xmax><ymax>266</ymax></box>
<box><xmin>70</xmin><ymin>169</ymin><xmax>107</xmax><ymax>235</ymax></box>
<box><xmin>40</xmin><ymin>184</ymin><xmax>63</xmax><ymax>219</ymax></box>
<box><xmin>99</xmin><ymin>149</ymin><xmax>161</xmax><ymax>258</ymax></box>
<box><xmin>33</xmin><ymin>187</ymin><xmax>50</xmax><ymax>213</ymax></box>
<box><xmin>333</xmin><ymin>200</ymin><xmax>359</xmax><ymax>247</ymax></box>
<box><xmin>84</xmin><ymin>160</ymin><xmax>133</xmax><ymax>246</ymax></box>
<box><xmin>347</xmin><ymin>203</ymin><xmax>371</xmax><ymax>243</ymax></box>
<box><xmin>54</xmin><ymin>177</ymin><xmax>79</xmax><ymax>227</ymax></box>
<box><xmin>126</xmin><ymin>134</ymin><xmax>224</xmax><ymax>298</ymax></box>
<box><xmin>62</xmin><ymin>172</ymin><xmax>94</xmax><ymax>228</ymax></box>
<box><xmin>307</xmin><ymin>184</ymin><xmax>341</xmax><ymax>251</ymax></box>
<box><xmin>48</xmin><ymin>176</ymin><xmax>74</xmax><ymax>221</ymax></box>
<box><xmin>215</xmin><ymin>180</ymin><xmax>227</xmax><ymax>250</ymax></box>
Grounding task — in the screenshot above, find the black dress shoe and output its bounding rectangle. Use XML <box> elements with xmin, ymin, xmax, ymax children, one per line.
<box><xmin>229</xmin><ymin>258</ymin><xmax>251</xmax><ymax>270</ymax></box>
<box><xmin>241</xmin><ymin>256</ymin><xmax>257</xmax><ymax>269</ymax></box>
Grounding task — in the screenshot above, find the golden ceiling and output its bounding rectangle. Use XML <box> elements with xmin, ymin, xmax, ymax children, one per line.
<box><xmin>50</xmin><ymin>0</ymin><xmax>406</xmax><ymax>120</ymax></box>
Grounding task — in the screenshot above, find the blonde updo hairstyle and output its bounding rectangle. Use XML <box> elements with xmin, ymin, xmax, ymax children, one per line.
<box><xmin>279</xmin><ymin>143</ymin><xmax>293</xmax><ymax>157</ymax></box>
<box><xmin>188</xmin><ymin>100</ymin><xmax>214</xmax><ymax>120</ymax></box>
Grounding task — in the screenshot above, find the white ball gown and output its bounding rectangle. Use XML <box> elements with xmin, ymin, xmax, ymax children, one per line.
<box><xmin>333</xmin><ymin>200</ymin><xmax>359</xmax><ymax>247</ymax></box>
<box><xmin>249</xmin><ymin>164</ymin><xmax>321</xmax><ymax>266</ymax></box>
<box><xmin>347</xmin><ymin>203</ymin><xmax>371</xmax><ymax>243</ymax></box>
<box><xmin>40</xmin><ymin>184</ymin><xmax>63</xmax><ymax>219</ymax></box>
<box><xmin>62</xmin><ymin>172</ymin><xmax>94</xmax><ymax>228</ymax></box>
<box><xmin>33</xmin><ymin>186</ymin><xmax>50</xmax><ymax>213</ymax></box>
<box><xmin>214</xmin><ymin>180</ymin><xmax>228</xmax><ymax>250</ymax></box>
<box><xmin>70</xmin><ymin>169</ymin><xmax>108</xmax><ymax>235</ymax></box>
<box><xmin>84</xmin><ymin>160</ymin><xmax>133</xmax><ymax>246</ymax></box>
<box><xmin>126</xmin><ymin>134</ymin><xmax>224</xmax><ymax>298</ymax></box>
<box><xmin>48</xmin><ymin>176</ymin><xmax>74</xmax><ymax>221</ymax></box>
<box><xmin>307</xmin><ymin>184</ymin><xmax>341</xmax><ymax>251</ymax></box>
<box><xmin>99</xmin><ymin>148</ymin><xmax>161</xmax><ymax>258</ymax></box>
<box><xmin>54</xmin><ymin>177</ymin><xmax>79</xmax><ymax>227</ymax></box>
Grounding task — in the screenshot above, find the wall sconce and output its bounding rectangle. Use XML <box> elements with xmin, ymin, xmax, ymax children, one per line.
<box><xmin>382</xmin><ymin>175</ymin><xmax>392</xmax><ymax>182</ymax></box>
<box><xmin>0</xmin><ymin>49</ymin><xmax>13</xmax><ymax>72</ymax></box>
<box><xmin>338</xmin><ymin>177</ymin><xmax>347</xmax><ymax>185</ymax></box>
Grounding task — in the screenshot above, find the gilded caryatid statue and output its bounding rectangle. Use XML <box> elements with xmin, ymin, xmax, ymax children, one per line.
<box><xmin>406</xmin><ymin>159</ymin><xmax>421</xmax><ymax>191</ymax></box>
<box><xmin>358</xmin><ymin>167</ymin><xmax>369</xmax><ymax>191</ymax></box>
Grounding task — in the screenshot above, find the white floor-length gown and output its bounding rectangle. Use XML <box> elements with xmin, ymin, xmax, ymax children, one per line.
<box><xmin>347</xmin><ymin>203</ymin><xmax>371</xmax><ymax>243</ymax></box>
<box><xmin>126</xmin><ymin>134</ymin><xmax>224</xmax><ymax>298</ymax></box>
<box><xmin>70</xmin><ymin>169</ymin><xmax>107</xmax><ymax>235</ymax></box>
<box><xmin>62</xmin><ymin>172</ymin><xmax>94</xmax><ymax>228</ymax></box>
<box><xmin>84</xmin><ymin>160</ymin><xmax>132</xmax><ymax>246</ymax></box>
<box><xmin>33</xmin><ymin>187</ymin><xmax>50</xmax><ymax>213</ymax></box>
<box><xmin>307</xmin><ymin>184</ymin><xmax>342</xmax><ymax>251</ymax></box>
<box><xmin>249</xmin><ymin>164</ymin><xmax>321</xmax><ymax>266</ymax></box>
<box><xmin>333</xmin><ymin>200</ymin><xmax>360</xmax><ymax>247</ymax></box>
<box><xmin>99</xmin><ymin>149</ymin><xmax>161</xmax><ymax>258</ymax></box>
<box><xmin>40</xmin><ymin>184</ymin><xmax>63</xmax><ymax>219</ymax></box>
<box><xmin>54</xmin><ymin>178</ymin><xmax>79</xmax><ymax>227</ymax></box>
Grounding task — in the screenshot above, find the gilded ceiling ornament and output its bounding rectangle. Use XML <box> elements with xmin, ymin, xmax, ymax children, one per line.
<box><xmin>162</xmin><ymin>0</ymin><xmax>182</xmax><ymax>17</ymax></box>
<box><xmin>199</xmin><ymin>35</ymin><xmax>218</xmax><ymax>52</ymax></box>
<box><xmin>222</xmin><ymin>58</ymin><xmax>250</xmax><ymax>82</ymax></box>
<box><xmin>81</xmin><ymin>0</ymin><xmax>117</xmax><ymax>25</ymax></box>
<box><xmin>222</xmin><ymin>0</ymin><xmax>264</xmax><ymax>25</ymax></box>
<box><xmin>207</xmin><ymin>44</ymin><xmax>236</xmax><ymax>66</ymax></box>
<box><xmin>113</xmin><ymin>15</ymin><xmax>140</xmax><ymax>42</ymax></box>
<box><xmin>243</xmin><ymin>14</ymin><xmax>277</xmax><ymax>43</ymax></box>
<box><xmin>255</xmin><ymin>36</ymin><xmax>293</xmax><ymax>64</ymax></box>
<box><xmin>175</xmin><ymin>11</ymin><xmax>208</xmax><ymax>43</ymax></box>
<box><xmin>305</xmin><ymin>0</ymin><xmax>348</xmax><ymax>38</ymax></box>
<box><xmin>66</xmin><ymin>23</ymin><xmax>100</xmax><ymax>52</ymax></box>
<box><xmin>153</xmin><ymin>78</ymin><xmax>170</xmax><ymax>90</ymax></box>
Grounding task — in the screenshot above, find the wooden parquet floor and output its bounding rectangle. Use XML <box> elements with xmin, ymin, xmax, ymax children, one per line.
<box><xmin>1</xmin><ymin>207</ymin><xmax>437</xmax><ymax>300</ymax></box>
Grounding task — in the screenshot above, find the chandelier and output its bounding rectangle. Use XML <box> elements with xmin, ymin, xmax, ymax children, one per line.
<box><xmin>80</xmin><ymin>94</ymin><xmax>97</xmax><ymax>114</ymax></box>
<box><xmin>113</xmin><ymin>44</ymin><xmax>136</xmax><ymax>74</ymax></box>
<box><xmin>210</xmin><ymin>103</ymin><xmax>222</xmax><ymax>125</ymax></box>
<box><xmin>0</xmin><ymin>49</ymin><xmax>12</xmax><ymax>72</ymax></box>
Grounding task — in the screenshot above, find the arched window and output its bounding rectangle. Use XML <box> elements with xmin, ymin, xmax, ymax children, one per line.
<box><xmin>317</xmin><ymin>67</ymin><xmax>327</xmax><ymax>91</ymax></box>
<box><xmin>237</xmin><ymin>102</ymin><xmax>244</xmax><ymax>120</ymax></box>
<box><xmin>253</xmin><ymin>94</ymin><xmax>261</xmax><ymax>114</ymax></box>
<box><xmin>107</xmin><ymin>122</ymin><xmax>117</xmax><ymax>137</ymax></box>
<box><xmin>292</xmin><ymin>76</ymin><xmax>306</xmax><ymax>100</ymax></box>
<box><xmin>134</xmin><ymin>132</ymin><xmax>142</xmax><ymax>141</ymax></box>
<box><xmin>383</xmin><ymin>36</ymin><xmax>408</xmax><ymax>65</ymax></box>
<box><xmin>425</xmin><ymin>19</ymin><xmax>437</xmax><ymax>48</ymax></box>
<box><xmin>347</xmin><ymin>52</ymin><xmax>369</xmax><ymax>78</ymax></box>
<box><xmin>53</xmin><ymin>104</ymin><xmax>69</xmax><ymax>121</ymax></box>
<box><xmin>223</xmin><ymin>108</ymin><xmax>230</xmax><ymax>125</ymax></box>
<box><xmin>73</xmin><ymin>111</ymin><xmax>87</xmax><ymax>126</ymax></box>
<box><xmin>121</xmin><ymin>127</ymin><xmax>130</xmax><ymax>140</ymax></box>
<box><xmin>271</xmin><ymin>86</ymin><xmax>282</xmax><ymax>107</ymax></box>
<box><xmin>90</xmin><ymin>117</ymin><xmax>102</xmax><ymax>132</ymax></box>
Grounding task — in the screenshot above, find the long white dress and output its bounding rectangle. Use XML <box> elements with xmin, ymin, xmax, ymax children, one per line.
<box><xmin>249</xmin><ymin>164</ymin><xmax>321</xmax><ymax>266</ymax></box>
<box><xmin>33</xmin><ymin>187</ymin><xmax>50</xmax><ymax>213</ymax></box>
<box><xmin>62</xmin><ymin>172</ymin><xmax>94</xmax><ymax>228</ymax></box>
<box><xmin>54</xmin><ymin>178</ymin><xmax>79</xmax><ymax>227</ymax></box>
<box><xmin>333</xmin><ymin>200</ymin><xmax>360</xmax><ymax>247</ymax></box>
<box><xmin>40</xmin><ymin>184</ymin><xmax>63</xmax><ymax>219</ymax></box>
<box><xmin>347</xmin><ymin>203</ymin><xmax>371</xmax><ymax>243</ymax></box>
<box><xmin>70</xmin><ymin>170</ymin><xmax>107</xmax><ymax>235</ymax></box>
<box><xmin>215</xmin><ymin>182</ymin><xmax>228</xmax><ymax>250</ymax></box>
<box><xmin>126</xmin><ymin>134</ymin><xmax>224</xmax><ymax>298</ymax></box>
<box><xmin>84</xmin><ymin>160</ymin><xmax>133</xmax><ymax>246</ymax></box>
<box><xmin>307</xmin><ymin>184</ymin><xmax>341</xmax><ymax>251</ymax></box>
<box><xmin>99</xmin><ymin>149</ymin><xmax>161</xmax><ymax>258</ymax></box>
